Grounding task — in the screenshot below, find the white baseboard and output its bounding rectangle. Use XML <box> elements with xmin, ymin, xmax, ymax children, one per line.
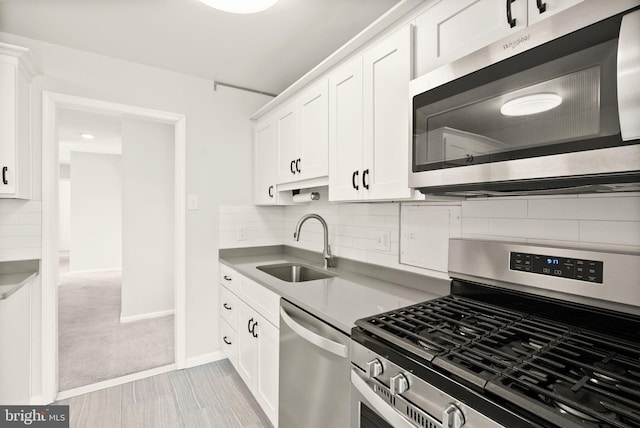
<box><xmin>185</xmin><ymin>351</ymin><xmax>225</xmax><ymax>369</ymax></box>
<box><xmin>55</xmin><ymin>363</ymin><xmax>176</xmax><ymax>402</ymax></box>
<box><xmin>120</xmin><ymin>308</ymin><xmax>175</xmax><ymax>323</ymax></box>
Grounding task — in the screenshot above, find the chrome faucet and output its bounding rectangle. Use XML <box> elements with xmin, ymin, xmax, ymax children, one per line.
<box><xmin>293</xmin><ymin>213</ymin><xmax>335</xmax><ymax>269</ymax></box>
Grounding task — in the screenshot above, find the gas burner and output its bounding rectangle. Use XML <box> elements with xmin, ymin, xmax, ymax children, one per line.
<box><xmin>552</xmin><ymin>381</ymin><xmax>611</xmax><ymax>423</ymax></box>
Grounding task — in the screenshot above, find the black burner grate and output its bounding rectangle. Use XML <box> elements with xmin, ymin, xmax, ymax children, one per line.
<box><xmin>356</xmin><ymin>295</ymin><xmax>640</xmax><ymax>428</ymax></box>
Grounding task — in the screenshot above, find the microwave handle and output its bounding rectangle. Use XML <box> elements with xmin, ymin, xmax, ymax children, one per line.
<box><xmin>351</xmin><ymin>370</ymin><xmax>417</xmax><ymax>428</ymax></box>
<box><xmin>617</xmin><ymin>9</ymin><xmax>640</xmax><ymax>141</ymax></box>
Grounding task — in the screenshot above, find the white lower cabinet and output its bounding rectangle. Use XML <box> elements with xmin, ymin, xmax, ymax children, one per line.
<box><xmin>218</xmin><ymin>264</ymin><xmax>279</xmax><ymax>427</ymax></box>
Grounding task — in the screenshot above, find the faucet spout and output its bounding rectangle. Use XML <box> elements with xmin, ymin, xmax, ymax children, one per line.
<box><xmin>293</xmin><ymin>213</ymin><xmax>334</xmax><ymax>269</ymax></box>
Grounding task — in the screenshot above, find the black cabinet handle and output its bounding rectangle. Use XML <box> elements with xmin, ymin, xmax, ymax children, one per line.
<box><xmin>362</xmin><ymin>169</ymin><xmax>370</xmax><ymax>190</ymax></box>
<box><xmin>536</xmin><ymin>0</ymin><xmax>546</xmax><ymax>13</ymax></box>
<box><xmin>2</xmin><ymin>167</ymin><xmax>7</xmax><ymax>185</ymax></box>
<box><xmin>223</xmin><ymin>336</ymin><xmax>232</xmax><ymax>345</ymax></box>
<box><xmin>252</xmin><ymin>321</ymin><xmax>258</xmax><ymax>338</ymax></box>
<box><xmin>223</xmin><ymin>303</ymin><xmax>232</xmax><ymax>310</ymax></box>
<box><xmin>223</xmin><ymin>275</ymin><xmax>232</xmax><ymax>281</ymax></box>
<box><xmin>295</xmin><ymin>158</ymin><xmax>301</xmax><ymax>173</ymax></box>
<box><xmin>268</xmin><ymin>185</ymin><xmax>274</xmax><ymax>198</ymax></box>
<box><xmin>290</xmin><ymin>160</ymin><xmax>295</xmax><ymax>174</ymax></box>
<box><xmin>248</xmin><ymin>317</ymin><xmax>254</xmax><ymax>333</ymax></box>
<box><xmin>506</xmin><ymin>0</ymin><xmax>516</xmax><ymax>28</ymax></box>
<box><xmin>352</xmin><ymin>170</ymin><xmax>359</xmax><ymax>190</ymax></box>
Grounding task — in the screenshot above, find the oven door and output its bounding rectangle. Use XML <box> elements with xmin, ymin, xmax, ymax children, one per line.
<box><xmin>350</xmin><ymin>368</ymin><xmax>423</xmax><ymax>428</ymax></box>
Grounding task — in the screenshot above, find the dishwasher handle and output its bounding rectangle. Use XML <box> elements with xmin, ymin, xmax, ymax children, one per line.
<box><xmin>280</xmin><ymin>307</ymin><xmax>348</xmax><ymax>358</ymax></box>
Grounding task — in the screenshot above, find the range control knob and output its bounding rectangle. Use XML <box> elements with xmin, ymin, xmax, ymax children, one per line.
<box><xmin>443</xmin><ymin>404</ymin><xmax>466</xmax><ymax>428</ymax></box>
<box><xmin>389</xmin><ymin>373</ymin><xmax>409</xmax><ymax>395</ymax></box>
<box><xmin>365</xmin><ymin>359</ymin><xmax>383</xmax><ymax>378</ymax></box>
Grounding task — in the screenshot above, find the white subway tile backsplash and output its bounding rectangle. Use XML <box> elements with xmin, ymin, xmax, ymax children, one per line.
<box><xmin>462</xmin><ymin>199</ymin><xmax>527</xmax><ymax>218</ymax></box>
<box><xmin>488</xmin><ymin>218</ymin><xmax>579</xmax><ymax>241</ymax></box>
<box><xmin>528</xmin><ymin>196</ymin><xmax>640</xmax><ymax>221</ymax></box>
<box><xmin>580</xmin><ymin>220</ymin><xmax>640</xmax><ymax>247</ymax></box>
<box><xmin>219</xmin><ymin>193</ymin><xmax>639</xmax><ymax>278</ymax></box>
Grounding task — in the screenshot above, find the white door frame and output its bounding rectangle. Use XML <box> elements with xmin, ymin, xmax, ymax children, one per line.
<box><xmin>41</xmin><ymin>91</ymin><xmax>187</xmax><ymax>404</ymax></box>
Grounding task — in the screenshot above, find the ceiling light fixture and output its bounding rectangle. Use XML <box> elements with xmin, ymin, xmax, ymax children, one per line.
<box><xmin>80</xmin><ymin>133</ymin><xmax>95</xmax><ymax>139</ymax></box>
<box><xmin>500</xmin><ymin>93</ymin><xmax>562</xmax><ymax>116</ymax></box>
<box><xmin>198</xmin><ymin>0</ymin><xmax>279</xmax><ymax>14</ymax></box>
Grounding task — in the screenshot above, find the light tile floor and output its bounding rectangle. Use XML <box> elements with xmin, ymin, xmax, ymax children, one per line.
<box><xmin>56</xmin><ymin>359</ymin><xmax>273</xmax><ymax>428</ymax></box>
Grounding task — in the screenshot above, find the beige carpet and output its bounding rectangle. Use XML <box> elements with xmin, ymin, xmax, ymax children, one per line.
<box><xmin>58</xmin><ymin>267</ymin><xmax>174</xmax><ymax>391</ymax></box>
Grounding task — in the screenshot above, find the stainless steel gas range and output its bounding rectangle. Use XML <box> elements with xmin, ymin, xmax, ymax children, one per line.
<box><xmin>351</xmin><ymin>239</ymin><xmax>640</xmax><ymax>428</ymax></box>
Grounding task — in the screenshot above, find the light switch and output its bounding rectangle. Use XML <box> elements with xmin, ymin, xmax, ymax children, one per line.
<box><xmin>187</xmin><ymin>194</ymin><xmax>199</xmax><ymax>210</ymax></box>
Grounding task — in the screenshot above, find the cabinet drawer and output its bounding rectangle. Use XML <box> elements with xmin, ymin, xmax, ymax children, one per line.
<box><xmin>220</xmin><ymin>285</ymin><xmax>239</xmax><ymax>328</ymax></box>
<box><xmin>219</xmin><ymin>263</ymin><xmax>239</xmax><ymax>294</ymax></box>
<box><xmin>240</xmin><ymin>276</ymin><xmax>280</xmax><ymax>327</ymax></box>
<box><xmin>220</xmin><ymin>319</ymin><xmax>238</xmax><ymax>369</ymax></box>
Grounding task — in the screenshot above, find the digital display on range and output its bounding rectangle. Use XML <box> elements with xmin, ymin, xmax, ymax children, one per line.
<box><xmin>509</xmin><ymin>251</ymin><xmax>603</xmax><ymax>283</ymax></box>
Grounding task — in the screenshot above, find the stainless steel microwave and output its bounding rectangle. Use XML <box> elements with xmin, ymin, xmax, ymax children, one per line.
<box><xmin>409</xmin><ymin>2</ymin><xmax>640</xmax><ymax>197</ymax></box>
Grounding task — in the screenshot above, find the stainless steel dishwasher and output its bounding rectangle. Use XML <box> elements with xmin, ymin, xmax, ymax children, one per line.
<box><xmin>279</xmin><ymin>298</ymin><xmax>351</xmax><ymax>428</ymax></box>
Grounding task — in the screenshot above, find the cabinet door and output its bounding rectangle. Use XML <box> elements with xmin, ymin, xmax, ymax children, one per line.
<box><xmin>0</xmin><ymin>62</ymin><xmax>16</xmax><ymax>195</ymax></box>
<box><xmin>415</xmin><ymin>0</ymin><xmax>527</xmax><ymax>76</ymax></box>
<box><xmin>236</xmin><ymin>301</ymin><xmax>257</xmax><ymax>390</ymax></box>
<box><xmin>254</xmin><ymin>314</ymin><xmax>279</xmax><ymax>427</ymax></box>
<box><xmin>297</xmin><ymin>79</ymin><xmax>329</xmax><ymax>181</ymax></box>
<box><xmin>362</xmin><ymin>25</ymin><xmax>414</xmax><ymax>201</ymax></box>
<box><xmin>527</xmin><ymin>0</ymin><xmax>585</xmax><ymax>25</ymax></box>
<box><xmin>275</xmin><ymin>101</ymin><xmax>298</xmax><ymax>184</ymax></box>
<box><xmin>254</xmin><ymin>116</ymin><xmax>277</xmax><ymax>205</ymax></box>
<box><xmin>329</xmin><ymin>57</ymin><xmax>364</xmax><ymax>202</ymax></box>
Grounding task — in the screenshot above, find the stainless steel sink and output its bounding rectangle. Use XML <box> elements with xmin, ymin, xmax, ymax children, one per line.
<box><xmin>256</xmin><ymin>263</ymin><xmax>335</xmax><ymax>283</ymax></box>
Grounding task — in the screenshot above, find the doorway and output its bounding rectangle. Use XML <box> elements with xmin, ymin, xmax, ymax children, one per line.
<box><xmin>56</xmin><ymin>109</ymin><xmax>176</xmax><ymax>391</ymax></box>
<box><xmin>42</xmin><ymin>92</ymin><xmax>186</xmax><ymax>403</ymax></box>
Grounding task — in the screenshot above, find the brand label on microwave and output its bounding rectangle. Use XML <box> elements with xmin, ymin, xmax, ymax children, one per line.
<box><xmin>503</xmin><ymin>34</ymin><xmax>530</xmax><ymax>50</ymax></box>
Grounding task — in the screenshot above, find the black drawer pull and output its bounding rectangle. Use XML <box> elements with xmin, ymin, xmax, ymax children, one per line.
<box><xmin>223</xmin><ymin>336</ymin><xmax>232</xmax><ymax>345</ymax></box>
<box><xmin>268</xmin><ymin>185</ymin><xmax>274</xmax><ymax>198</ymax></box>
<box><xmin>248</xmin><ymin>317</ymin><xmax>254</xmax><ymax>333</ymax></box>
<box><xmin>290</xmin><ymin>160</ymin><xmax>295</xmax><ymax>174</ymax></box>
<box><xmin>362</xmin><ymin>169</ymin><xmax>369</xmax><ymax>190</ymax></box>
<box><xmin>295</xmin><ymin>158</ymin><xmax>301</xmax><ymax>173</ymax></box>
<box><xmin>2</xmin><ymin>167</ymin><xmax>7</xmax><ymax>185</ymax></box>
<box><xmin>223</xmin><ymin>303</ymin><xmax>232</xmax><ymax>310</ymax></box>
<box><xmin>223</xmin><ymin>275</ymin><xmax>232</xmax><ymax>281</ymax></box>
<box><xmin>536</xmin><ymin>0</ymin><xmax>546</xmax><ymax>13</ymax></box>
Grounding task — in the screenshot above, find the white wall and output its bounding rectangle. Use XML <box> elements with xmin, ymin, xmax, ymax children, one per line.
<box><xmin>69</xmin><ymin>152</ymin><xmax>122</xmax><ymax>272</ymax></box>
<box><xmin>120</xmin><ymin>118</ymin><xmax>174</xmax><ymax>320</ymax></box>
<box><xmin>0</xmin><ymin>200</ymin><xmax>41</xmax><ymax>261</ymax></box>
<box><xmin>0</xmin><ymin>31</ymin><xmax>271</xmax><ymax>399</ymax></box>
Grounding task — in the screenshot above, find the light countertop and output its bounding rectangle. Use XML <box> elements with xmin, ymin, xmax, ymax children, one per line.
<box><xmin>219</xmin><ymin>247</ymin><xmax>450</xmax><ymax>335</ymax></box>
<box><xmin>0</xmin><ymin>260</ymin><xmax>39</xmax><ymax>301</ymax></box>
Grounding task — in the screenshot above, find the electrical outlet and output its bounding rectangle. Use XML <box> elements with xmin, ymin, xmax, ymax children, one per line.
<box><xmin>374</xmin><ymin>230</ymin><xmax>391</xmax><ymax>251</ymax></box>
<box><xmin>237</xmin><ymin>226</ymin><xmax>247</xmax><ymax>241</ymax></box>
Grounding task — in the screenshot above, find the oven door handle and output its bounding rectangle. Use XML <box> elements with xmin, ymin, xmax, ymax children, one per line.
<box><xmin>351</xmin><ymin>370</ymin><xmax>418</xmax><ymax>428</ymax></box>
<box><xmin>280</xmin><ymin>307</ymin><xmax>348</xmax><ymax>358</ymax></box>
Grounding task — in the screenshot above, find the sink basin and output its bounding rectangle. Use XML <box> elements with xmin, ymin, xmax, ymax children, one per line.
<box><xmin>256</xmin><ymin>263</ymin><xmax>335</xmax><ymax>283</ymax></box>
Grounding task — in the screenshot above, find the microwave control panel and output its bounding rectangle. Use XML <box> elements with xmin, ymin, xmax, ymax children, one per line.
<box><xmin>510</xmin><ymin>252</ymin><xmax>603</xmax><ymax>283</ymax></box>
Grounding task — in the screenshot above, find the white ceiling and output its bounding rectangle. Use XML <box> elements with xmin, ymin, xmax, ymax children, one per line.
<box><xmin>58</xmin><ymin>109</ymin><xmax>122</xmax><ymax>165</ymax></box>
<box><xmin>0</xmin><ymin>0</ymin><xmax>399</xmax><ymax>95</ymax></box>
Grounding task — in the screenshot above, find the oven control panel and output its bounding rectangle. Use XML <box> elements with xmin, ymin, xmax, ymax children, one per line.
<box><xmin>510</xmin><ymin>251</ymin><xmax>603</xmax><ymax>283</ymax></box>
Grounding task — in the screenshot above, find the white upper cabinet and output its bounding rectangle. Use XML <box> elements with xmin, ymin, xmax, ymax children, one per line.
<box><xmin>329</xmin><ymin>25</ymin><xmax>414</xmax><ymax>202</ymax></box>
<box><xmin>275</xmin><ymin>79</ymin><xmax>329</xmax><ymax>185</ymax></box>
<box><xmin>328</xmin><ymin>57</ymin><xmax>364</xmax><ymax>201</ymax></box>
<box><xmin>362</xmin><ymin>24</ymin><xmax>413</xmax><ymax>201</ymax></box>
<box><xmin>0</xmin><ymin>43</ymin><xmax>39</xmax><ymax>199</ymax></box>
<box><xmin>254</xmin><ymin>115</ymin><xmax>278</xmax><ymax>205</ymax></box>
<box><xmin>527</xmin><ymin>0</ymin><xmax>585</xmax><ymax>25</ymax></box>
<box><xmin>415</xmin><ymin>0</ymin><xmax>585</xmax><ymax>77</ymax></box>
